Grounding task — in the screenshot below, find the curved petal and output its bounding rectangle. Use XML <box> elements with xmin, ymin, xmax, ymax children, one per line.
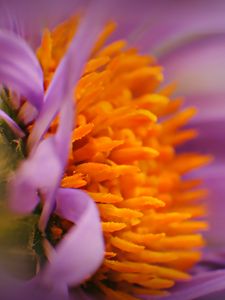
<box><xmin>0</xmin><ymin>30</ymin><xmax>44</xmax><ymax>109</ymax></box>
<box><xmin>9</xmin><ymin>95</ymin><xmax>74</xmax><ymax>231</ymax></box>
<box><xmin>42</xmin><ymin>188</ymin><xmax>104</xmax><ymax>287</ymax></box>
<box><xmin>1</xmin><ymin>188</ymin><xmax>104</xmax><ymax>299</ymax></box>
<box><xmin>18</xmin><ymin>102</ymin><xmax>39</xmax><ymax>125</ymax></box>
<box><xmin>10</xmin><ymin>1</ymin><xmax>111</xmax><ymax>230</ymax></box>
<box><xmin>9</xmin><ymin>138</ymin><xmax>61</xmax><ymax>219</ymax></box>
<box><xmin>0</xmin><ymin>109</ymin><xmax>24</xmax><ymax>137</ymax></box>
<box><xmin>28</xmin><ymin>0</ymin><xmax>109</xmax><ymax>152</ymax></box>
<box><xmin>3</xmin><ymin>0</ymin><xmax>225</xmax><ymax>52</ymax></box>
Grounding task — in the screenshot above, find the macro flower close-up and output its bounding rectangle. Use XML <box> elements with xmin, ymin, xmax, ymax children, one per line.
<box><xmin>0</xmin><ymin>0</ymin><xmax>225</xmax><ymax>299</ymax></box>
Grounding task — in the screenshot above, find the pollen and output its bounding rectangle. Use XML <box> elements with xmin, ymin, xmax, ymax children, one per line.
<box><xmin>37</xmin><ymin>17</ymin><xmax>212</xmax><ymax>299</ymax></box>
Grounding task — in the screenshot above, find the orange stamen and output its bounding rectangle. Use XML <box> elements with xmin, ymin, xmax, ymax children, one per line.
<box><xmin>36</xmin><ymin>17</ymin><xmax>211</xmax><ymax>299</ymax></box>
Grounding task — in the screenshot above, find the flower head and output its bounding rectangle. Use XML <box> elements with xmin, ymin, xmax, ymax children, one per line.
<box><xmin>32</xmin><ymin>16</ymin><xmax>211</xmax><ymax>299</ymax></box>
<box><xmin>0</xmin><ymin>1</ymin><xmax>225</xmax><ymax>300</ymax></box>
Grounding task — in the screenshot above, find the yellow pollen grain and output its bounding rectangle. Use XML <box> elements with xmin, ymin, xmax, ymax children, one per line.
<box><xmin>37</xmin><ymin>17</ymin><xmax>211</xmax><ymax>299</ymax></box>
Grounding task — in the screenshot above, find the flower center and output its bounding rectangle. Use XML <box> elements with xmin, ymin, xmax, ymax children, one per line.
<box><xmin>37</xmin><ymin>17</ymin><xmax>211</xmax><ymax>299</ymax></box>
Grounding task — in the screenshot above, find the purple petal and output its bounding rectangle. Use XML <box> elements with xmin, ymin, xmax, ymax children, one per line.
<box><xmin>0</xmin><ymin>0</ymin><xmax>86</xmax><ymax>48</ymax></box>
<box><xmin>197</xmin><ymin>290</ymin><xmax>225</xmax><ymax>300</ymax></box>
<box><xmin>0</xmin><ymin>3</ymin><xmax>25</xmax><ymax>37</ymax></box>
<box><xmin>1</xmin><ymin>188</ymin><xmax>104</xmax><ymax>299</ymax></box>
<box><xmin>113</xmin><ymin>0</ymin><xmax>225</xmax><ymax>53</ymax></box>
<box><xmin>150</xmin><ymin>270</ymin><xmax>225</xmax><ymax>300</ymax></box>
<box><xmin>42</xmin><ymin>188</ymin><xmax>104</xmax><ymax>287</ymax></box>
<box><xmin>54</xmin><ymin>93</ymin><xmax>74</xmax><ymax>165</ymax></box>
<box><xmin>198</xmin><ymin>248</ymin><xmax>225</xmax><ymax>271</ymax></box>
<box><xmin>179</xmin><ymin>118</ymin><xmax>225</xmax><ymax>248</ymax></box>
<box><xmin>159</xmin><ymin>34</ymin><xmax>225</xmax><ymax>250</ymax></box>
<box><xmin>10</xmin><ymin>1</ymin><xmax>110</xmax><ymax>229</ymax></box>
<box><xmin>0</xmin><ymin>108</ymin><xmax>24</xmax><ymax>137</ymax></box>
<box><xmin>159</xmin><ymin>36</ymin><xmax>225</xmax><ymax>249</ymax></box>
<box><xmin>3</xmin><ymin>0</ymin><xmax>225</xmax><ymax>54</ymax></box>
<box><xmin>160</xmin><ymin>35</ymin><xmax>225</xmax><ymax>122</ymax></box>
<box><xmin>200</xmin><ymin>164</ymin><xmax>225</xmax><ymax>249</ymax></box>
<box><xmin>18</xmin><ymin>102</ymin><xmax>38</xmax><ymax>125</ymax></box>
<box><xmin>27</xmin><ymin>0</ymin><xmax>109</xmax><ymax>152</ymax></box>
<box><xmin>206</xmin><ymin>168</ymin><xmax>225</xmax><ymax>248</ymax></box>
<box><xmin>0</xmin><ymin>30</ymin><xmax>44</xmax><ymax>109</ymax></box>
<box><xmin>9</xmin><ymin>138</ymin><xmax>61</xmax><ymax>218</ymax></box>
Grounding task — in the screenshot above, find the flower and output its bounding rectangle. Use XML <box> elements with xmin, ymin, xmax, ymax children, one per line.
<box><xmin>0</xmin><ymin>1</ymin><xmax>108</xmax><ymax>299</ymax></box>
<box><xmin>0</xmin><ymin>1</ymin><xmax>225</xmax><ymax>300</ymax></box>
<box><xmin>35</xmin><ymin>15</ymin><xmax>213</xmax><ymax>299</ymax></box>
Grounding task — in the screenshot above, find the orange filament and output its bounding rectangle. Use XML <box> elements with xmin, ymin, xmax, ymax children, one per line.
<box><xmin>37</xmin><ymin>17</ymin><xmax>212</xmax><ymax>299</ymax></box>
